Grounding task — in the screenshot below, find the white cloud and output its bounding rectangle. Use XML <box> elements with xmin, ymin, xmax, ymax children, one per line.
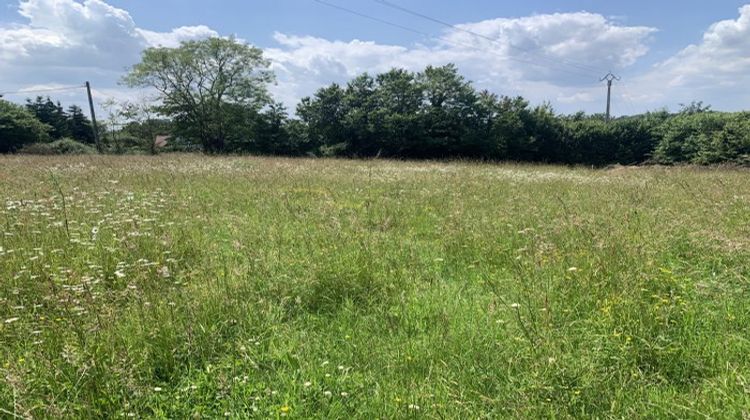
<box><xmin>0</xmin><ymin>0</ymin><xmax>218</xmax><ymax>106</ymax></box>
<box><xmin>264</xmin><ymin>12</ymin><xmax>657</xmax><ymax>113</ymax></box>
<box><xmin>444</xmin><ymin>12</ymin><xmax>655</xmax><ymax>75</ymax></box>
<box><xmin>630</xmin><ymin>4</ymin><xmax>750</xmax><ymax>110</ymax></box>
<box><xmin>137</xmin><ymin>25</ymin><xmax>219</xmax><ymax>48</ymax></box>
<box><xmin>2</xmin><ymin>0</ymin><xmax>750</xmax><ymax>116</ymax></box>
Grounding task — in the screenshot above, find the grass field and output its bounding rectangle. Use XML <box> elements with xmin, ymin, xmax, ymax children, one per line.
<box><xmin>1</xmin><ymin>155</ymin><xmax>749</xmax><ymax>418</ymax></box>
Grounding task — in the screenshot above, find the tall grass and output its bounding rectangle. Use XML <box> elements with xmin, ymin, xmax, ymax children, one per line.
<box><xmin>1</xmin><ymin>155</ymin><xmax>749</xmax><ymax>418</ymax></box>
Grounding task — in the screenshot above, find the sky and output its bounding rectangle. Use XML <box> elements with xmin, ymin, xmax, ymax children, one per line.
<box><xmin>1</xmin><ymin>0</ymin><xmax>750</xmax><ymax>116</ymax></box>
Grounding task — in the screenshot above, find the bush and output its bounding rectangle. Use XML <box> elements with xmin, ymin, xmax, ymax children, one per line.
<box><xmin>19</xmin><ymin>138</ymin><xmax>97</xmax><ymax>155</ymax></box>
<box><xmin>0</xmin><ymin>100</ymin><xmax>51</xmax><ymax>153</ymax></box>
<box><xmin>104</xmin><ymin>133</ymin><xmax>149</xmax><ymax>154</ymax></box>
<box><xmin>653</xmin><ymin>112</ymin><xmax>750</xmax><ymax>165</ymax></box>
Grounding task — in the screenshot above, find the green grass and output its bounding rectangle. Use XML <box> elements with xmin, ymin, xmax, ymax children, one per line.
<box><xmin>1</xmin><ymin>155</ymin><xmax>749</xmax><ymax>418</ymax></box>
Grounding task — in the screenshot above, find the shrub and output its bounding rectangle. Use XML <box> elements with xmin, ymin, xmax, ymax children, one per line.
<box><xmin>105</xmin><ymin>133</ymin><xmax>150</xmax><ymax>154</ymax></box>
<box><xmin>18</xmin><ymin>138</ymin><xmax>97</xmax><ymax>155</ymax></box>
<box><xmin>0</xmin><ymin>100</ymin><xmax>51</xmax><ymax>153</ymax></box>
<box><xmin>653</xmin><ymin>112</ymin><xmax>750</xmax><ymax>165</ymax></box>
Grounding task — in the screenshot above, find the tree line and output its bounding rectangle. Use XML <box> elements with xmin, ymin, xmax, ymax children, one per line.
<box><xmin>0</xmin><ymin>97</ymin><xmax>96</xmax><ymax>153</ymax></box>
<box><xmin>1</xmin><ymin>37</ymin><xmax>748</xmax><ymax>164</ymax></box>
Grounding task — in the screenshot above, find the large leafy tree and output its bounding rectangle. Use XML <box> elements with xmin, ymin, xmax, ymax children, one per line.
<box><xmin>123</xmin><ymin>37</ymin><xmax>274</xmax><ymax>152</ymax></box>
<box><xmin>342</xmin><ymin>74</ymin><xmax>378</xmax><ymax>156</ymax></box>
<box><xmin>0</xmin><ymin>100</ymin><xmax>50</xmax><ymax>153</ymax></box>
<box><xmin>417</xmin><ymin>64</ymin><xmax>478</xmax><ymax>157</ymax></box>
<box><xmin>373</xmin><ymin>69</ymin><xmax>423</xmax><ymax>157</ymax></box>
<box><xmin>297</xmin><ymin>84</ymin><xmax>347</xmax><ymax>155</ymax></box>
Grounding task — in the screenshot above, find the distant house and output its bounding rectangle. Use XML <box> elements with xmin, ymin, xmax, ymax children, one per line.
<box><xmin>154</xmin><ymin>135</ymin><xmax>170</xmax><ymax>149</ymax></box>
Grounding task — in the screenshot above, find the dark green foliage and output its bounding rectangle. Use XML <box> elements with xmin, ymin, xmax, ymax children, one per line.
<box><xmin>26</xmin><ymin>96</ymin><xmax>70</xmax><ymax>139</ymax></box>
<box><xmin>0</xmin><ymin>100</ymin><xmax>50</xmax><ymax>153</ymax></box>
<box><xmin>417</xmin><ymin>64</ymin><xmax>479</xmax><ymax>157</ymax></box>
<box><xmin>123</xmin><ymin>37</ymin><xmax>274</xmax><ymax>153</ymax></box>
<box><xmin>67</xmin><ymin>105</ymin><xmax>95</xmax><ymax>144</ymax></box>
<box><xmin>3</xmin><ymin>61</ymin><xmax>750</xmax><ymax>163</ymax></box>
<box><xmin>296</xmin><ymin>84</ymin><xmax>348</xmax><ymax>154</ymax></box>
<box><xmin>22</xmin><ymin>97</ymin><xmax>95</xmax><ymax>145</ymax></box>
<box><xmin>371</xmin><ymin>69</ymin><xmax>424</xmax><ymax>157</ymax></box>
<box><xmin>252</xmin><ymin>102</ymin><xmax>309</xmax><ymax>156</ymax></box>
<box><xmin>653</xmin><ymin>111</ymin><xmax>750</xmax><ymax>164</ymax></box>
<box><xmin>120</xmin><ymin>118</ymin><xmax>173</xmax><ymax>153</ymax></box>
<box><xmin>293</xmin><ymin>65</ymin><xmax>750</xmax><ymax>165</ymax></box>
<box><xmin>18</xmin><ymin>138</ymin><xmax>97</xmax><ymax>155</ymax></box>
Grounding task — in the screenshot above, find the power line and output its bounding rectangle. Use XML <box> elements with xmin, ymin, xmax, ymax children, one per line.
<box><xmin>313</xmin><ymin>0</ymin><xmax>427</xmax><ymax>37</ymax></box>
<box><xmin>0</xmin><ymin>84</ymin><xmax>85</xmax><ymax>97</ymax></box>
<box><xmin>312</xmin><ymin>0</ymin><xmax>600</xmax><ymax>80</ymax></box>
<box><xmin>372</xmin><ymin>0</ymin><xmax>608</xmax><ymax>77</ymax></box>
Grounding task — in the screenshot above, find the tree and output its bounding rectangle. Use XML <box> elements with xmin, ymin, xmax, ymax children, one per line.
<box><xmin>121</xmin><ymin>99</ymin><xmax>161</xmax><ymax>154</ymax></box>
<box><xmin>66</xmin><ymin>105</ymin><xmax>94</xmax><ymax>144</ymax></box>
<box><xmin>492</xmin><ymin>96</ymin><xmax>534</xmax><ymax>161</ymax></box>
<box><xmin>0</xmin><ymin>100</ymin><xmax>51</xmax><ymax>153</ymax></box>
<box><xmin>297</xmin><ymin>84</ymin><xmax>347</xmax><ymax>155</ymax></box>
<box><xmin>372</xmin><ymin>69</ymin><xmax>423</xmax><ymax>157</ymax></box>
<box><xmin>123</xmin><ymin>37</ymin><xmax>274</xmax><ymax>153</ymax></box>
<box><xmin>102</xmin><ymin>98</ymin><xmax>127</xmax><ymax>153</ymax></box>
<box><xmin>26</xmin><ymin>96</ymin><xmax>70</xmax><ymax>139</ymax></box>
<box><xmin>416</xmin><ymin>64</ymin><xmax>478</xmax><ymax>157</ymax></box>
<box><xmin>342</xmin><ymin>74</ymin><xmax>378</xmax><ymax>156</ymax></box>
<box><xmin>253</xmin><ymin>102</ymin><xmax>294</xmax><ymax>155</ymax></box>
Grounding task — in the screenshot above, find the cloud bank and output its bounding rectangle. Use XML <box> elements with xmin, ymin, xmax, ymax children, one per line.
<box><xmin>1</xmin><ymin>0</ymin><xmax>750</xmax><ymax>114</ymax></box>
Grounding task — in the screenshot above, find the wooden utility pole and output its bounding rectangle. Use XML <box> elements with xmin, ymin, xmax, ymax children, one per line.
<box><xmin>85</xmin><ymin>81</ymin><xmax>102</xmax><ymax>153</ymax></box>
<box><xmin>600</xmin><ymin>72</ymin><xmax>620</xmax><ymax>122</ymax></box>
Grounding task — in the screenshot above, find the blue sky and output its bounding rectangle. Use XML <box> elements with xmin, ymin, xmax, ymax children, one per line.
<box><xmin>2</xmin><ymin>0</ymin><xmax>750</xmax><ymax>115</ymax></box>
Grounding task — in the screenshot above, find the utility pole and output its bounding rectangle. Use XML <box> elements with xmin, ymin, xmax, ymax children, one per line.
<box><xmin>600</xmin><ymin>72</ymin><xmax>620</xmax><ymax>122</ymax></box>
<box><xmin>85</xmin><ymin>81</ymin><xmax>102</xmax><ymax>153</ymax></box>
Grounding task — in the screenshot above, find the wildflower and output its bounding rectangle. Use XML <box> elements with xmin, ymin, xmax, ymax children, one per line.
<box><xmin>280</xmin><ymin>406</ymin><xmax>290</xmax><ymax>413</ymax></box>
<box><xmin>340</xmin><ymin>392</ymin><xmax>349</xmax><ymax>397</ymax></box>
<box><xmin>114</xmin><ymin>270</ymin><xmax>126</xmax><ymax>279</ymax></box>
<box><xmin>510</xmin><ymin>303</ymin><xmax>521</xmax><ymax>309</ymax></box>
<box><xmin>323</xmin><ymin>391</ymin><xmax>332</xmax><ymax>397</ymax></box>
<box><xmin>408</xmin><ymin>404</ymin><xmax>420</xmax><ymax>410</ymax></box>
<box><xmin>304</xmin><ymin>381</ymin><xmax>312</xmax><ymax>387</ymax></box>
<box><xmin>568</xmin><ymin>267</ymin><xmax>579</xmax><ymax>272</ymax></box>
<box><xmin>153</xmin><ymin>387</ymin><xmax>162</xmax><ymax>392</ymax></box>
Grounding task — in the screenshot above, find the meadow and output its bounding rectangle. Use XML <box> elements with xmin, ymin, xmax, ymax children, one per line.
<box><xmin>1</xmin><ymin>155</ymin><xmax>749</xmax><ymax>418</ymax></box>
